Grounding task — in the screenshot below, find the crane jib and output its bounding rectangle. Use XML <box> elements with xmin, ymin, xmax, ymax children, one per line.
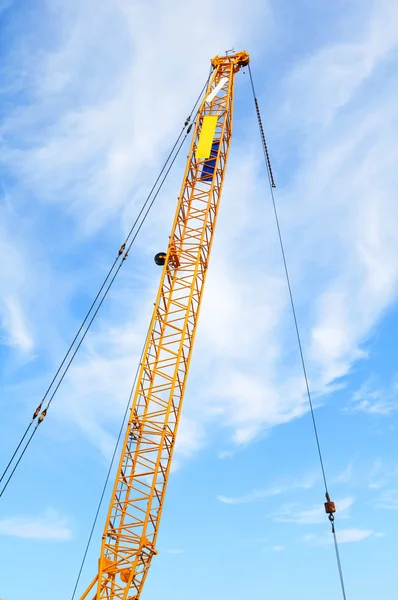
<box><xmin>79</xmin><ymin>50</ymin><xmax>250</xmax><ymax>600</ymax></box>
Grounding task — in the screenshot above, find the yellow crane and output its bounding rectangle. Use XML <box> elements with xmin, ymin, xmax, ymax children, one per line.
<box><xmin>80</xmin><ymin>50</ymin><xmax>250</xmax><ymax>600</ymax></box>
<box><xmin>0</xmin><ymin>49</ymin><xmax>348</xmax><ymax>600</ymax></box>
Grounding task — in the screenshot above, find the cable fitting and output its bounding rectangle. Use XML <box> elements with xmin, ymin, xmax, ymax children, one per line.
<box><xmin>184</xmin><ymin>116</ymin><xmax>191</xmax><ymax>127</ymax></box>
<box><xmin>118</xmin><ymin>243</ymin><xmax>126</xmax><ymax>256</ymax></box>
<box><xmin>32</xmin><ymin>404</ymin><xmax>42</xmax><ymax>420</ymax></box>
<box><xmin>252</xmin><ymin>97</ymin><xmax>276</xmax><ymax>188</ymax></box>
<box><xmin>324</xmin><ymin>492</ymin><xmax>336</xmax><ymax>517</ymax></box>
<box><xmin>38</xmin><ymin>409</ymin><xmax>47</xmax><ymax>424</ymax></box>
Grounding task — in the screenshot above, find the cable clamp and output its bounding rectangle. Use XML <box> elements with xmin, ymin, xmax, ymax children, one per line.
<box><xmin>32</xmin><ymin>403</ymin><xmax>42</xmax><ymax>420</ymax></box>
<box><xmin>324</xmin><ymin>492</ymin><xmax>336</xmax><ymax>517</ymax></box>
<box><xmin>38</xmin><ymin>408</ymin><xmax>47</xmax><ymax>424</ymax></box>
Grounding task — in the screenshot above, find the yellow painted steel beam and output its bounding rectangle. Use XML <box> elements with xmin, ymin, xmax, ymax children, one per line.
<box><xmin>195</xmin><ymin>115</ymin><xmax>218</xmax><ymax>158</ymax></box>
<box><xmin>79</xmin><ymin>50</ymin><xmax>249</xmax><ymax>600</ymax></box>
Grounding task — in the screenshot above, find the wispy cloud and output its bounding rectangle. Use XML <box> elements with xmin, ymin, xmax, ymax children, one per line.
<box><xmin>281</xmin><ymin>2</ymin><xmax>398</xmax><ymax>130</ymax></box>
<box><xmin>273</xmin><ymin>497</ymin><xmax>354</xmax><ymax>525</ymax></box>
<box><xmin>349</xmin><ymin>379</ymin><xmax>398</xmax><ymax>415</ymax></box>
<box><xmin>217</xmin><ymin>474</ymin><xmax>316</xmax><ymax>505</ymax></box>
<box><xmin>302</xmin><ymin>528</ymin><xmax>382</xmax><ymax>545</ymax></box>
<box><xmin>263</xmin><ymin>545</ymin><xmax>286</xmax><ymax>552</ymax></box>
<box><xmin>331</xmin><ymin>462</ymin><xmax>355</xmax><ymax>485</ymax></box>
<box><xmin>0</xmin><ymin>0</ymin><xmax>273</xmax><ymax>465</ymax></box>
<box><xmin>0</xmin><ymin>0</ymin><xmax>269</xmax><ymax>232</ymax></box>
<box><xmin>172</xmin><ymin>415</ymin><xmax>205</xmax><ymax>471</ymax></box>
<box><xmin>367</xmin><ymin>458</ymin><xmax>387</xmax><ymax>489</ymax></box>
<box><xmin>2</xmin><ymin>0</ymin><xmax>398</xmax><ymax>470</ymax></box>
<box><xmin>0</xmin><ymin>207</ymin><xmax>35</xmax><ymax>356</ymax></box>
<box><xmin>218</xmin><ymin>450</ymin><xmax>235</xmax><ymax>460</ymax></box>
<box><xmin>337</xmin><ymin>529</ymin><xmax>384</xmax><ymax>543</ymax></box>
<box><xmin>374</xmin><ymin>489</ymin><xmax>398</xmax><ymax>510</ymax></box>
<box><xmin>0</xmin><ymin>508</ymin><xmax>72</xmax><ymax>541</ymax></box>
<box><xmin>1</xmin><ymin>295</ymin><xmax>33</xmax><ymax>352</ymax></box>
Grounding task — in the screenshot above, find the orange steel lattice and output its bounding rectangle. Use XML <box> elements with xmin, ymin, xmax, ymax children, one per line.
<box><xmin>80</xmin><ymin>51</ymin><xmax>250</xmax><ymax>600</ymax></box>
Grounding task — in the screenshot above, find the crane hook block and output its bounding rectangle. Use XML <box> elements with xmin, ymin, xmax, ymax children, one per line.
<box><xmin>324</xmin><ymin>500</ymin><xmax>336</xmax><ymax>514</ymax></box>
<box><xmin>154</xmin><ymin>252</ymin><xmax>166</xmax><ymax>266</ymax></box>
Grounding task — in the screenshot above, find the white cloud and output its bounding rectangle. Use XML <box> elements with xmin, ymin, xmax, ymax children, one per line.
<box><xmin>49</xmin><ymin>312</ymin><xmax>206</xmax><ymax>466</ymax></box>
<box><xmin>0</xmin><ymin>0</ymin><xmax>273</xmax><ymax>464</ymax></box>
<box><xmin>218</xmin><ymin>489</ymin><xmax>281</xmax><ymax>505</ymax></box>
<box><xmin>2</xmin><ymin>0</ymin><xmax>398</xmax><ymax>469</ymax></box>
<box><xmin>1</xmin><ymin>295</ymin><xmax>33</xmax><ymax>352</ymax></box>
<box><xmin>302</xmin><ymin>528</ymin><xmax>380</xmax><ymax>545</ymax></box>
<box><xmin>350</xmin><ymin>379</ymin><xmax>398</xmax><ymax>415</ymax></box>
<box><xmin>331</xmin><ymin>462</ymin><xmax>355</xmax><ymax>485</ymax></box>
<box><xmin>374</xmin><ymin>489</ymin><xmax>398</xmax><ymax>510</ymax></box>
<box><xmin>365</xmin><ymin>458</ymin><xmax>398</xmax><ymax>490</ymax></box>
<box><xmin>0</xmin><ymin>508</ymin><xmax>72</xmax><ymax>541</ymax></box>
<box><xmin>179</xmin><ymin>0</ymin><xmax>398</xmax><ymax>454</ymax></box>
<box><xmin>1</xmin><ymin>0</ymin><xmax>269</xmax><ymax>233</ymax></box>
<box><xmin>262</xmin><ymin>544</ymin><xmax>286</xmax><ymax>552</ymax></box>
<box><xmin>53</xmin><ymin>328</ymin><xmax>149</xmax><ymax>459</ymax></box>
<box><xmin>273</xmin><ymin>497</ymin><xmax>354</xmax><ymax>525</ymax></box>
<box><xmin>218</xmin><ymin>450</ymin><xmax>235</xmax><ymax>460</ymax></box>
<box><xmin>336</xmin><ymin>529</ymin><xmax>377</xmax><ymax>543</ymax></box>
<box><xmin>172</xmin><ymin>415</ymin><xmax>205</xmax><ymax>471</ymax></box>
<box><xmin>217</xmin><ymin>473</ymin><xmax>316</xmax><ymax>505</ymax></box>
<box><xmin>0</xmin><ymin>206</ymin><xmax>35</xmax><ymax>355</ymax></box>
<box><xmin>280</xmin><ymin>1</ymin><xmax>398</xmax><ymax>128</ymax></box>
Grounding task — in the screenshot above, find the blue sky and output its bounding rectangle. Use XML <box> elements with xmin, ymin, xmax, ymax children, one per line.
<box><xmin>1</xmin><ymin>0</ymin><xmax>398</xmax><ymax>598</ymax></box>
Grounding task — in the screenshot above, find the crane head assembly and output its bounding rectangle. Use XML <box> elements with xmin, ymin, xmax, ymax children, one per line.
<box><xmin>211</xmin><ymin>50</ymin><xmax>250</xmax><ymax>70</ymax></box>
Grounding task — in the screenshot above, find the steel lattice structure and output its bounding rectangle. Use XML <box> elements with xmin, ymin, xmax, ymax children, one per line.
<box><xmin>80</xmin><ymin>50</ymin><xmax>250</xmax><ymax>600</ymax></box>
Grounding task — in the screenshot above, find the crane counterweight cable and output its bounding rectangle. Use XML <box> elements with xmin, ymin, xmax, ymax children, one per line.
<box><xmin>0</xmin><ymin>71</ymin><xmax>212</xmax><ymax>499</ymax></box>
<box><xmin>248</xmin><ymin>63</ymin><xmax>348</xmax><ymax>600</ymax></box>
<box><xmin>0</xmin><ymin>130</ymin><xmax>187</xmax><ymax>500</ymax></box>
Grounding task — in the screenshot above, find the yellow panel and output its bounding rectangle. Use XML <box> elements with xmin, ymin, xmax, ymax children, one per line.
<box><xmin>195</xmin><ymin>115</ymin><xmax>218</xmax><ymax>158</ymax></box>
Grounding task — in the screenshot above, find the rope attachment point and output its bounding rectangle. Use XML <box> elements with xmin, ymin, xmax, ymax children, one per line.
<box><xmin>38</xmin><ymin>409</ymin><xmax>47</xmax><ymax>425</ymax></box>
<box><xmin>32</xmin><ymin>404</ymin><xmax>42</xmax><ymax>421</ymax></box>
<box><xmin>325</xmin><ymin>492</ymin><xmax>337</xmax><ymax>528</ymax></box>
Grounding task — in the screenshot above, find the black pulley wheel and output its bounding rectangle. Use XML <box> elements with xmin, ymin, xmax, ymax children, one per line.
<box><xmin>154</xmin><ymin>252</ymin><xmax>166</xmax><ymax>266</ymax></box>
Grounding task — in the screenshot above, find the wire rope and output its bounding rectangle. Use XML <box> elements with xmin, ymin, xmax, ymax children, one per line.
<box><xmin>69</xmin><ymin>324</ymin><xmax>150</xmax><ymax>600</ymax></box>
<box><xmin>248</xmin><ymin>63</ymin><xmax>347</xmax><ymax>600</ymax></box>
<box><xmin>0</xmin><ymin>70</ymin><xmax>212</xmax><ymax>498</ymax></box>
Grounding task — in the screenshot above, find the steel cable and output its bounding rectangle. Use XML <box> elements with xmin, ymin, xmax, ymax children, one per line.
<box><xmin>0</xmin><ymin>70</ymin><xmax>211</xmax><ymax>497</ymax></box>
<box><xmin>69</xmin><ymin>324</ymin><xmax>150</xmax><ymax>600</ymax></box>
<box><xmin>248</xmin><ymin>63</ymin><xmax>348</xmax><ymax>599</ymax></box>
